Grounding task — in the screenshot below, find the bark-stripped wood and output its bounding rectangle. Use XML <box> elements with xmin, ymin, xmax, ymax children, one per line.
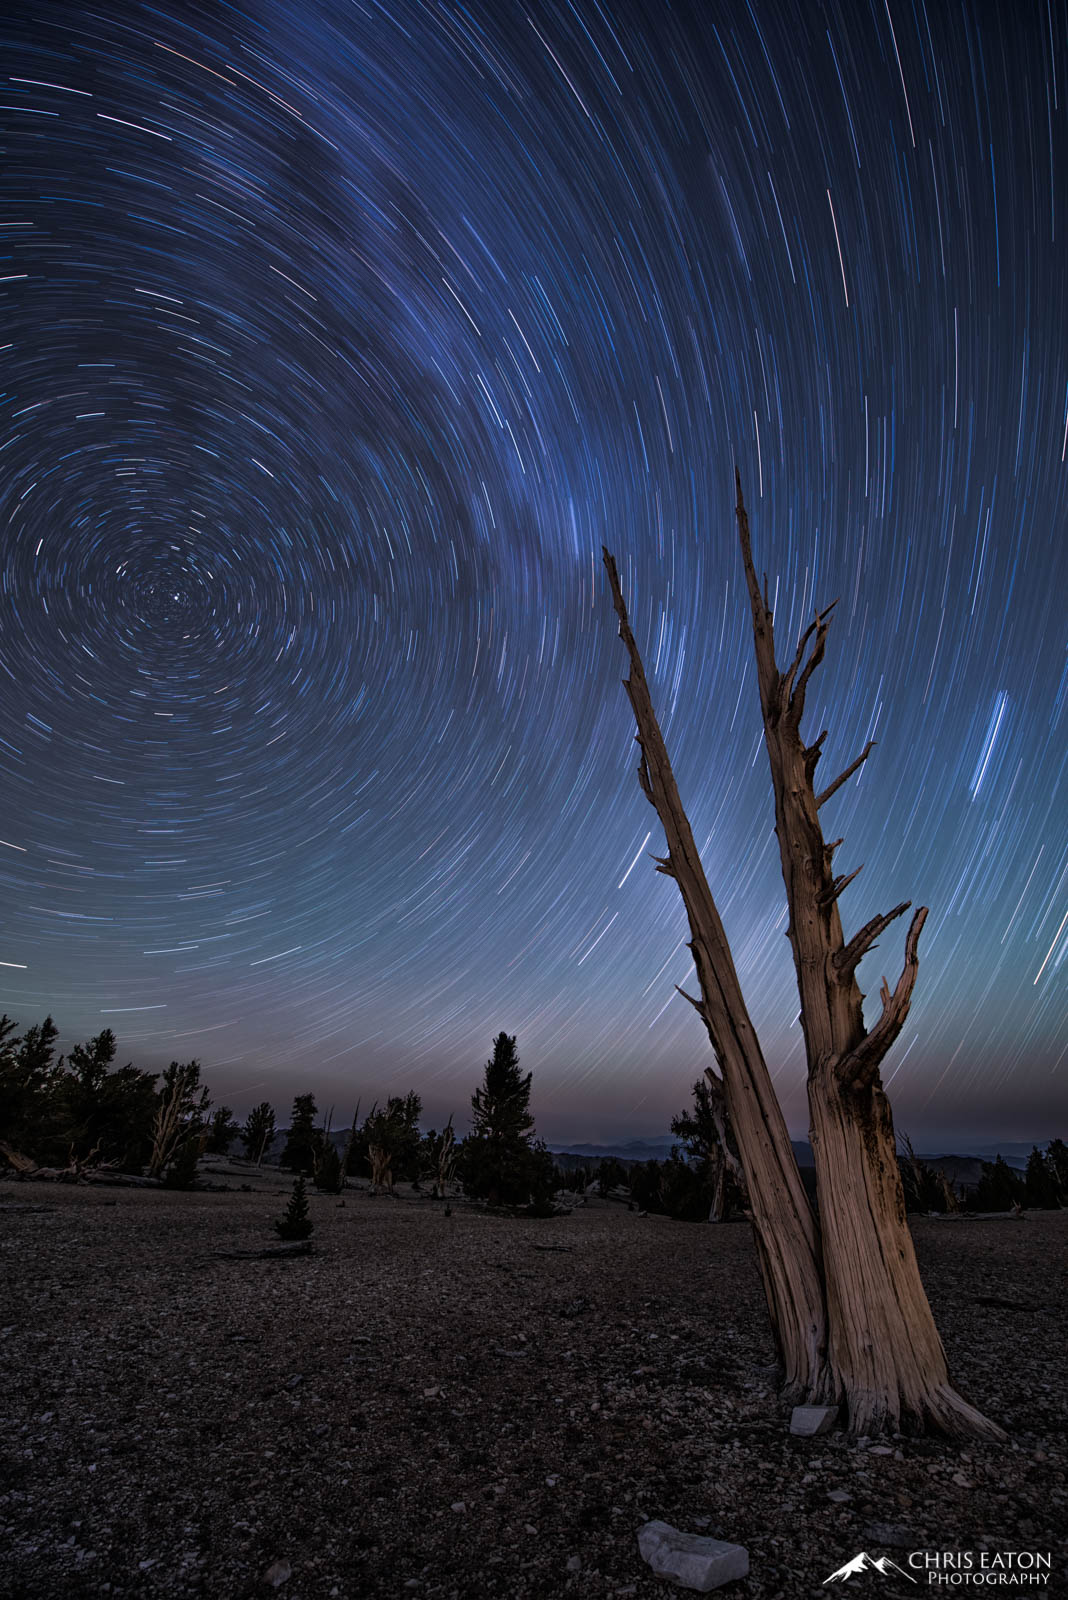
<box><xmin>603</xmin><ymin>549</ymin><xmax>831</xmax><ymax>1404</ymax></box>
<box><xmin>701</xmin><ymin>1066</ymin><xmax>749</xmax><ymax>1221</ymax></box>
<box><xmin>603</xmin><ymin>481</ymin><xmax>1004</xmax><ymax>1439</ymax></box>
<box><xmin>731</xmin><ymin>472</ymin><xmax>1005</xmax><ymax>1434</ymax></box>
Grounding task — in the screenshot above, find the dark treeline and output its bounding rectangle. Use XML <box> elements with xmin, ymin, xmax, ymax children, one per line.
<box><xmin>0</xmin><ymin>1021</ymin><xmax>557</xmax><ymax>1209</ymax></box>
<box><xmin>3</xmin><ymin>1015</ymin><xmax>1063</xmax><ymax>1217</ymax></box>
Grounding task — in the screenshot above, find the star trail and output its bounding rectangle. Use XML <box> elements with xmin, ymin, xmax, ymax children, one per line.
<box><xmin>1</xmin><ymin>0</ymin><xmax>1065</xmax><ymax>1145</ymax></box>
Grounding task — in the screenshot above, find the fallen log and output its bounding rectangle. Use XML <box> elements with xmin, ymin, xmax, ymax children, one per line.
<box><xmin>206</xmin><ymin>1241</ymin><xmax>315</xmax><ymax>1262</ymax></box>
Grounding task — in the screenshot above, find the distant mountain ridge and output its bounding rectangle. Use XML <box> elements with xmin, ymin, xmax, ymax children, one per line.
<box><xmin>548</xmin><ymin>1137</ymin><xmax>1044</xmax><ymax>1171</ymax></box>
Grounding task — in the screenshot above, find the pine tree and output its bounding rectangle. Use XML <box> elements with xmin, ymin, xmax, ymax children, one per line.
<box><xmin>472</xmin><ymin>1034</ymin><xmax>532</xmax><ymax>1142</ymax></box>
<box><xmin>972</xmin><ymin>1155</ymin><xmax>1025</xmax><ymax>1212</ymax></box>
<box><xmin>148</xmin><ymin>1060</ymin><xmax>211</xmax><ymax>1179</ymax></box>
<box><xmin>314</xmin><ymin>1139</ymin><xmax>343</xmax><ymax>1193</ymax></box>
<box><xmin>1024</xmin><ymin>1146</ymin><xmax>1058</xmax><ymax>1209</ymax></box>
<box><xmin>162</xmin><ymin>1134</ymin><xmax>203</xmax><ymax>1190</ymax></box>
<box><xmin>362</xmin><ymin>1092</ymin><xmax>421</xmax><ymax>1191</ymax></box>
<box><xmin>671</xmin><ymin>1074</ymin><xmax>748</xmax><ymax>1220</ymax></box>
<box><xmin>419</xmin><ymin>1118</ymin><xmax>458</xmax><ymax>1198</ymax></box>
<box><xmin>241</xmin><ymin>1101</ymin><xmax>276</xmax><ymax>1164</ymax></box>
<box><xmin>275</xmin><ymin>1175</ymin><xmax>313</xmax><ymax>1240</ymax></box>
<box><xmin>1046</xmin><ymin>1139</ymin><xmax>1068</xmax><ymax>1203</ymax></box>
<box><xmin>462</xmin><ymin>1033</ymin><xmax>550</xmax><ymax>1206</ymax></box>
<box><xmin>0</xmin><ymin>1015</ymin><xmax>61</xmax><ymax>1159</ymax></box>
<box><xmin>280</xmin><ymin>1092</ymin><xmax>320</xmax><ymax>1174</ymax></box>
<box><xmin>206</xmin><ymin>1105</ymin><xmax>241</xmax><ymax>1155</ymax></box>
<box><xmin>64</xmin><ymin>1029</ymin><xmax>158</xmax><ymax>1171</ymax></box>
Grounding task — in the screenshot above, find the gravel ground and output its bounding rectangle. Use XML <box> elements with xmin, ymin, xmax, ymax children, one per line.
<box><xmin>2</xmin><ymin>1171</ymin><xmax>1065</xmax><ymax>1599</ymax></box>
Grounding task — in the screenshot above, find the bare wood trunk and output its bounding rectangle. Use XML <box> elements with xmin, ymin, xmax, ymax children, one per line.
<box><xmin>937</xmin><ymin>1170</ymin><xmax>960</xmax><ymax>1213</ymax></box>
<box><xmin>433</xmin><ymin>1118</ymin><xmax>457</xmax><ymax>1199</ymax></box>
<box><xmin>0</xmin><ymin>1140</ymin><xmax>38</xmax><ymax>1174</ymax></box>
<box><xmin>603</xmin><ymin>550</ymin><xmax>831</xmax><ymax>1404</ymax></box>
<box><xmin>702</xmin><ymin>1067</ymin><xmax>749</xmax><ymax>1212</ymax></box>
<box><xmin>734</xmin><ymin>475</ymin><xmax>1003</xmax><ymax>1439</ymax></box>
<box><xmin>368</xmin><ymin>1145</ymin><xmax>393</xmax><ymax>1193</ymax></box>
<box><xmin>810</xmin><ymin>1080</ymin><xmax>995</xmax><ymax>1434</ymax></box>
<box><xmin>340</xmin><ymin>1101</ymin><xmax>360</xmax><ymax>1186</ymax></box>
<box><xmin>707</xmin><ymin>1156</ymin><xmax>725</xmax><ymax>1223</ymax></box>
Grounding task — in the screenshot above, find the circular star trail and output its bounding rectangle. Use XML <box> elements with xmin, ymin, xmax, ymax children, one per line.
<box><xmin>1</xmin><ymin>0</ymin><xmax>1065</xmax><ymax>1143</ymax></box>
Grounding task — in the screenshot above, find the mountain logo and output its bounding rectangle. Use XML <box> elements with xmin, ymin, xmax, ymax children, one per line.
<box><xmin>824</xmin><ymin>1551</ymin><xmax>917</xmax><ymax>1583</ymax></box>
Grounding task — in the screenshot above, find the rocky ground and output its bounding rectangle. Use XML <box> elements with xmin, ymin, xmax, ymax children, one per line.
<box><xmin>1</xmin><ymin>1169</ymin><xmax>1065</xmax><ymax>1599</ymax></box>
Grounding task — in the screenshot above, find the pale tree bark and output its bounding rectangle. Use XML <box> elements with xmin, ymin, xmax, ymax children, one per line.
<box><xmin>732</xmin><ymin>473</ymin><xmax>1001</xmax><ymax>1438</ymax></box>
<box><xmin>604</xmin><ymin>550</ymin><xmax>832</xmax><ymax>1405</ymax></box>
<box><xmin>431</xmin><ymin>1117</ymin><xmax>458</xmax><ymax>1199</ymax></box>
<box><xmin>368</xmin><ymin>1144</ymin><xmax>394</xmax><ymax>1193</ymax></box>
<box><xmin>701</xmin><ymin>1068</ymin><xmax>748</xmax><ymax>1221</ymax></box>
<box><xmin>604</xmin><ymin>486</ymin><xmax>1004</xmax><ymax>1439</ymax></box>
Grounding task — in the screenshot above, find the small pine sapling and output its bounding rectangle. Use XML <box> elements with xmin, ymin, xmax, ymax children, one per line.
<box><xmin>275</xmin><ymin>1175</ymin><xmax>313</xmax><ymax>1240</ymax></box>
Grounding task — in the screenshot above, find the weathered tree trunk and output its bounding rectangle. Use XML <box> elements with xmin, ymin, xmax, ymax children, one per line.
<box><xmin>707</xmin><ymin>1158</ymin><xmax>726</xmax><ymax>1224</ymax></box>
<box><xmin>732</xmin><ymin>474</ymin><xmax>1002</xmax><ymax>1438</ymax></box>
<box><xmin>604</xmin><ymin>551</ymin><xmax>831</xmax><ymax>1405</ymax></box>
<box><xmin>368</xmin><ymin>1144</ymin><xmax>394</xmax><ymax>1193</ymax></box>
<box><xmin>938</xmin><ymin>1170</ymin><xmax>960</xmax><ymax>1213</ymax></box>
<box><xmin>702</xmin><ymin>1067</ymin><xmax>749</xmax><ymax>1219</ymax></box>
<box><xmin>603</xmin><ymin>484</ymin><xmax>1004</xmax><ymax>1439</ymax></box>
<box><xmin>433</xmin><ymin>1117</ymin><xmax>457</xmax><ymax>1199</ymax></box>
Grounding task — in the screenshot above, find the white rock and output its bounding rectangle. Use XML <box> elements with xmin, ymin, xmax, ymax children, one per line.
<box><xmin>637</xmin><ymin>1521</ymin><xmax>749</xmax><ymax>1591</ymax></box>
<box><xmin>263</xmin><ymin>1559</ymin><xmax>292</xmax><ymax>1588</ymax></box>
<box><xmin>789</xmin><ymin>1404</ymin><xmax>838</xmax><ymax>1436</ymax></box>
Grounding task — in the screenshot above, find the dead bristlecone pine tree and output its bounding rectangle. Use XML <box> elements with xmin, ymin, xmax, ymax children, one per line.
<box><xmin>602</xmin><ymin>475</ymin><xmax>1003</xmax><ymax>1440</ymax></box>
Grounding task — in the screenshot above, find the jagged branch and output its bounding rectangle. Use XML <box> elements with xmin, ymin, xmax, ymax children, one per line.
<box><xmin>817</xmin><ymin>863</ymin><xmax>864</xmax><ymax>906</ymax></box>
<box><xmin>781</xmin><ymin>615</ymin><xmax>822</xmax><ymax>701</ymax></box>
<box><xmin>839</xmin><ymin>907</ymin><xmax>929</xmax><ymax>1090</ymax></box>
<box><xmin>816</xmin><ymin>740</ymin><xmax>876</xmax><ymax>808</ymax></box>
<box><xmin>834</xmin><ymin>902</ymin><xmax>912</xmax><ymax>982</ymax></box>
<box><xmin>786</xmin><ymin>601</ymin><xmax>838</xmax><ymax>727</ymax></box>
<box><xmin>735</xmin><ymin>470</ymin><xmax>781</xmax><ymax>715</ymax></box>
<box><xmin>676</xmin><ymin>984</ymin><xmax>706</xmax><ymax>1017</ymax></box>
<box><xmin>804</xmin><ymin>730</ymin><xmax>829</xmax><ymax>784</ymax></box>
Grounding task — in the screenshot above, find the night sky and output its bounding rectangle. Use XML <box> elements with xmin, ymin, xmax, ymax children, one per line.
<box><xmin>1</xmin><ymin>0</ymin><xmax>1065</xmax><ymax>1147</ymax></box>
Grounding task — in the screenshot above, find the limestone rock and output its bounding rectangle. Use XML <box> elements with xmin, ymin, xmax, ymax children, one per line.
<box><xmin>790</xmin><ymin>1404</ymin><xmax>838</xmax><ymax>1436</ymax></box>
<box><xmin>637</xmin><ymin>1521</ymin><xmax>749</xmax><ymax>1591</ymax></box>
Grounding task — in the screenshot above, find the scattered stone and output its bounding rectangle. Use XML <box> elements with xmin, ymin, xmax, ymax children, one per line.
<box><xmin>566</xmin><ymin>1554</ymin><xmax>581</xmax><ymax>1573</ymax></box>
<box><xmin>637</xmin><ymin>1521</ymin><xmax>749</xmax><ymax>1591</ymax></box>
<box><xmin>868</xmin><ymin>1445</ymin><xmax>894</xmax><ymax>1456</ymax></box>
<box><xmin>790</xmin><ymin>1405</ymin><xmax>838</xmax><ymax>1436</ymax></box>
<box><xmin>263</xmin><ymin>1559</ymin><xmax>292</xmax><ymax>1588</ymax></box>
<box><xmin>862</xmin><ymin>1523</ymin><xmax>914</xmax><ymax>1549</ymax></box>
<box><xmin>826</xmin><ymin>1488</ymin><xmax>852</xmax><ymax>1504</ymax></box>
<box><xmin>450</xmin><ymin>1502</ymin><xmax>466</xmax><ymax>1514</ymax></box>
